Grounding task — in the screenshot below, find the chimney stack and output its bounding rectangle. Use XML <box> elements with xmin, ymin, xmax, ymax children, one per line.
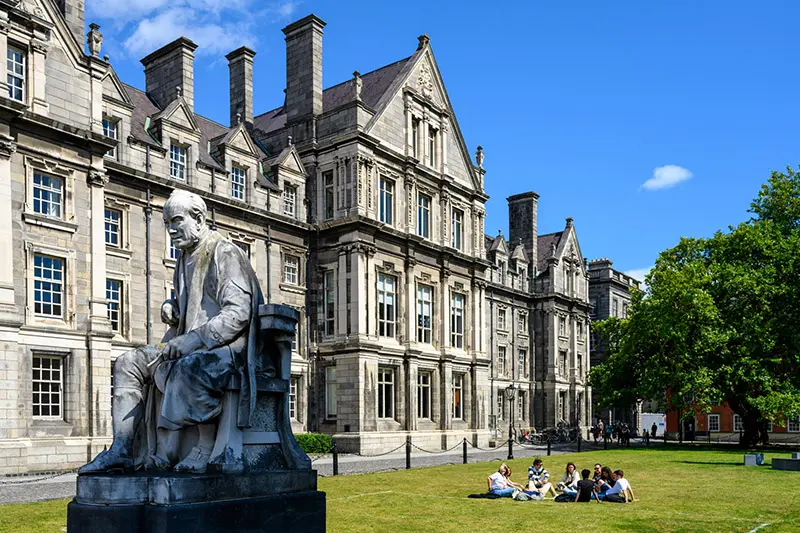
<box><xmin>57</xmin><ymin>0</ymin><xmax>84</xmax><ymax>49</ymax></box>
<box><xmin>507</xmin><ymin>192</ymin><xmax>540</xmax><ymax>274</ymax></box>
<box><xmin>140</xmin><ymin>37</ymin><xmax>198</xmax><ymax>112</ymax></box>
<box><xmin>226</xmin><ymin>46</ymin><xmax>256</xmax><ymax>128</ymax></box>
<box><xmin>282</xmin><ymin>14</ymin><xmax>326</xmax><ymax>132</ymax></box>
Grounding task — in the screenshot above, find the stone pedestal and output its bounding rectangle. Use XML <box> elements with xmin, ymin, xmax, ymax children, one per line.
<box><xmin>67</xmin><ymin>470</ymin><xmax>325</xmax><ymax>533</ymax></box>
<box><xmin>772</xmin><ymin>458</ymin><xmax>800</xmax><ymax>472</ymax></box>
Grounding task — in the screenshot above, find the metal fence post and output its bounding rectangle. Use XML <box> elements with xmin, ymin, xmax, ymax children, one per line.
<box><xmin>332</xmin><ymin>442</ymin><xmax>339</xmax><ymax>476</ymax></box>
<box><xmin>405</xmin><ymin>436</ymin><xmax>411</xmax><ymax>470</ymax></box>
<box><xmin>462</xmin><ymin>438</ymin><xmax>468</xmax><ymax>465</ymax></box>
<box><xmin>577</xmin><ymin>434</ymin><xmax>582</xmax><ymax>453</ymax></box>
<box><xmin>547</xmin><ymin>439</ymin><xmax>551</xmax><ymax>456</ymax></box>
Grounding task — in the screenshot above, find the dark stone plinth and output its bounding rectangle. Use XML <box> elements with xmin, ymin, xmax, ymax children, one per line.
<box><xmin>772</xmin><ymin>458</ymin><xmax>800</xmax><ymax>472</ymax></box>
<box><xmin>67</xmin><ymin>490</ymin><xmax>325</xmax><ymax>533</ymax></box>
<box><xmin>67</xmin><ymin>470</ymin><xmax>325</xmax><ymax>532</ymax></box>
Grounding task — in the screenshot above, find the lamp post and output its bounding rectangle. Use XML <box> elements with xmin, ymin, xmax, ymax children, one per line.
<box><xmin>505</xmin><ymin>384</ymin><xmax>517</xmax><ymax>460</ymax></box>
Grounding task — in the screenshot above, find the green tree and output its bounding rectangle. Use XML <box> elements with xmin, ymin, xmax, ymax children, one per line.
<box><xmin>590</xmin><ymin>168</ymin><xmax>800</xmax><ymax>446</ymax></box>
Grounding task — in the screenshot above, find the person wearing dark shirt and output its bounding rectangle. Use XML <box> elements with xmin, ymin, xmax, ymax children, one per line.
<box><xmin>575</xmin><ymin>469</ymin><xmax>599</xmax><ymax>503</ymax></box>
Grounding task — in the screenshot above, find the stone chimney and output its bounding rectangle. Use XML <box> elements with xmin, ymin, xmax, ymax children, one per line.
<box><xmin>282</xmin><ymin>14</ymin><xmax>326</xmax><ymax>136</ymax></box>
<box><xmin>140</xmin><ymin>37</ymin><xmax>198</xmax><ymax>112</ymax></box>
<box><xmin>57</xmin><ymin>0</ymin><xmax>84</xmax><ymax>49</ymax></box>
<box><xmin>226</xmin><ymin>46</ymin><xmax>256</xmax><ymax>127</ymax></box>
<box><xmin>508</xmin><ymin>192</ymin><xmax>540</xmax><ymax>274</ymax></box>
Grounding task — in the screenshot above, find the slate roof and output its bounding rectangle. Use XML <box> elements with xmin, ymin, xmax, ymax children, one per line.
<box><xmin>122</xmin><ymin>82</ymin><xmax>265</xmax><ymax>172</ymax></box>
<box><xmin>252</xmin><ymin>56</ymin><xmax>412</xmax><ymax>136</ymax></box>
<box><xmin>537</xmin><ymin>232</ymin><xmax>563</xmax><ymax>274</ymax></box>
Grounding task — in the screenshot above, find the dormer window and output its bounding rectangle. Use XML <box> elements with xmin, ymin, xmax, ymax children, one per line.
<box><xmin>231</xmin><ymin>166</ymin><xmax>246</xmax><ymax>201</ymax></box>
<box><xmin>283</xmin><ymin>185</ymin><xmax>297</xmax><ymax>218</ymax></box>
<box><xmin>169</xmin><ymin>145</ymin><xmax>186</xmax><ymax>181</ymax></box>
<box><xmin>6</xmin><ymin>46</ymin><xmax>25</xmax><ymax>102</ymax></box>
<box><xmin>103</xmin><ymin>118</ymin><xmax>119</xmax><ymax>159</ymax></box>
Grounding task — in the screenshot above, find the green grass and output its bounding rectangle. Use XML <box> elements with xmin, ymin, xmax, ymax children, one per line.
<box><xmin>2</xmin><ymin>448</ymin><xmax>799</xmax><ymax>532</ymax></box>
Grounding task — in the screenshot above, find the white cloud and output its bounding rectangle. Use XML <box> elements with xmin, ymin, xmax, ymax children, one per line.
<box><xmin>122</xmin><ymin>8</ymin><xmax>256</xmax><ymax>58</ymax></box>
<box><xmin>641</xmin><ymin>165</ymin><xmax>693</xmax><ymax>191</ymax></box>
<box><xmin>88</xmin><ymin>1</ymin><xmax>297</xmax><ymax>57</ymax></box>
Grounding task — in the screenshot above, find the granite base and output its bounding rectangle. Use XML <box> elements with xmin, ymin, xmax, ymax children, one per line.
<box><xmin>67</xmin><ymin>470</ymin><xmax>325</xmax><ymax>532</ymax></box>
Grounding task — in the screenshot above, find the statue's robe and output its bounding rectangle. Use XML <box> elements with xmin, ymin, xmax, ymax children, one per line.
<box><xmin>154</xmin><ymin>231</ymin><xmax>264</xmax><ymax>431</ymax></box>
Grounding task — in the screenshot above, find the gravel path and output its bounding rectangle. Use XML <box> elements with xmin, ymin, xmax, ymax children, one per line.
<box><xmin>0</xmin><ymin>439</ymin><xmax>656</xmax><ymax>505</ymax></box>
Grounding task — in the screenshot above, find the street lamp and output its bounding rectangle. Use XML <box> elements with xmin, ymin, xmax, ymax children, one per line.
<box><xmin>505</xmin><ymin>384</ymin><xmax>517</xmax><ymax>460</ymax></box>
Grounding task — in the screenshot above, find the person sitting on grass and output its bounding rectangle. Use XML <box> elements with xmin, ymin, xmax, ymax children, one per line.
<box><xmin>557</xmin><ymin>462</ymin><xmax>580</xmax><ymax>497</ymax></box>
<box><xmin>487</xmin><ymin>463</ymin><xmax>525</xmax><ymax>497</ymax></box>
<box><xmin>602</xmin><ymin>470</ymin><xmax>637</xmax><ymax>503</ymax></box>
<box><xmin>592</xmin><ymin>463</ymin><xmax>603</xmax><ymax>483</ymax></box>
<box><xmin>574</xmin><ymin>468</ymin><xmax>600</xmax><ymax>503</ymax></box>
<box><xmin>594</xmin><ymin>466</ymin><xmax>615</xmax><ymax>500</ymax></box>
<box><xmin>527</xmin><ymin>459</ymin><xmax>556</xmax><ymax>497</ymax></box>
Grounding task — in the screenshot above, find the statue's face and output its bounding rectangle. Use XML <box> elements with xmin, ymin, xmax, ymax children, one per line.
<box><xmin>164</xmin><ymin>204</ymin><xmax>203</xmax><ymax>250</ymax></box>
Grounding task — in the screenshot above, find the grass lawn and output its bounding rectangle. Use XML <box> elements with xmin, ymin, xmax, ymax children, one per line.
<box><xmin>2</xmin><ymin>447</ymin><xmax>799</xmax><ymax>532</ymax></box>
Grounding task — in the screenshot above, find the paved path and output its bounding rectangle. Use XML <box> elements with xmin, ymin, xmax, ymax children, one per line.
<box><xmin>0</xmin><ymin>439</ymin><xmax>657</xmax><ymax>505</ymax></box>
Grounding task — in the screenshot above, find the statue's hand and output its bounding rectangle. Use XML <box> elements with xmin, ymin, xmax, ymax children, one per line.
<box><xmin>161</xmin><ymin>331</ymin><xmax>203</xmax><ymax>360</ymax></box>
<box><xmin>160</xmin><ymin>300</ymin><xmax>180</xmax><ymax>326</ymax></box>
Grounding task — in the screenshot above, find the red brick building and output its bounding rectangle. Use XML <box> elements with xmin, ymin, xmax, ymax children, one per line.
<box><xmin>666</xmin><ymin>403</ymin><xmax>800</xmax><ymax>442</ymax></box>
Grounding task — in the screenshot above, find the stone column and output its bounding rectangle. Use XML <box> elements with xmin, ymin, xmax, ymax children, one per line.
<box><xmin>404</xmin><ymin>94</ymin><xmax>413</xmax><ymax>157</ymax></box>
<box><xmin>0</xmin><ymin>130</ymin><xmax>16</xmax><ymax>321</ymax></box>
<box><xmin>0</xmin><ymin>11</ymin><xmax>9</xmax><ymax>98</ymax></box>
<box><xmin>440</xmin><ymin>191</ymin><xmax>450</xmax><ymax>248</ymax></box>
<box><xmin>440</xmin><ymin>122</ymin><xmax>449</xmax><ymax>175</ymax></box>
<box><xmin>337</xmin><ymin>247</ymin><xmax>348</xmax><ymax>338</ymax></box>
<box><xmin>404</xmin><ymin>257</ymin><xmax>415</xmax><ymax>346</ymax></box>
<box><xmin>441</xmin><ymin>362</ymin><xmax>452</xmax><ymax>430</ymax></box>
<box><xmin>353</xmin><ymin>245</ymin><xmax>368</xmax><ymax>337</ymax></box>
<box><xmin>30</xmin><ymin>38</ymin><xmax>49</xmax><ymax>115</ymax></box>
<box><xmin>89</xmin><ymin>56</ymin><xmax>108</xmax><ymax>134</ymax></box>
<box><xmin>440</xmin><ymin>267</ymin><xmax>449</xmax><ymax>352</ymax></box>
<box><xmin>404</xmin><ymin>172</ymin><xmax>415</xmax><ymax>235</ymax></box>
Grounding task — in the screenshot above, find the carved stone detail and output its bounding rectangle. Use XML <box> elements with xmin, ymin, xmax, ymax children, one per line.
<box><xmin>87</xmin><ymin>23</ymin><xmax>103</xmax><ymax>58</ymax></box>
<box><xmin>87</xmin><ymin>169</ymin><xmax>109</xmax><ymax>187</ymax></box>
<box><xmin>0</xmin><ymin>134</ymin><xmax>17</xmax><ymax>159</ymax></box>
<box><xmin>417</xmin><ymin>63</ymin><xmax>434</xmax><ymax>99</ymax></box>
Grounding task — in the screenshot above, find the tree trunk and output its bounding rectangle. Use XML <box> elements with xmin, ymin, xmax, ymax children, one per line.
<box><xmin>740</xmin><ymin>410</ymin><xmax>760</xmax><ymax>447</ymax></box>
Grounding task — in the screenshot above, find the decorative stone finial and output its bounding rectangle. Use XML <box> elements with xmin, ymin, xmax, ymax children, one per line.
<box><xmin>353</xmin><ymin>70</ymin><xmax>362</xmax><ymax>101</ymax></box>
<box><xmin>103</xmin><ymin>54</ymin><xmax>110</xmax><ymax>63</ymax></box>
<box><xmin>475</xmin><ymin>145</ymin><xmax>484</xmax><ymax>168</ymax></box>
<box><xmin>236</xmin><ymin>112</ymin><xmax>242</xmax><ymax>125</ymax></box>
<box><xmin>566</xmin><ymin>216</ymin><xmax>573</xmax><ymax>226</ymax></box>
<box><xmin>288</xmin><ymin>135</ymin><xmax>293</xmax><ymax>146</ymax></box>
<box><xmin>417</xmin><ymin>34</ymin><xmax>430</xmax><ymax>50</ymax></box>
<box><xmin>175</xmin><ymin>86</ymin><xmax>182</xmax><ymax>99</ymax></box>
<box><xmin>87</xmin><ymin>23</ymin><xmax>103</xmax><ymax>58</ymax></box>
<box><xmin>550</xmin><ymin>242</ymin><xmax>557</xmax><ymax>258</ymax></box>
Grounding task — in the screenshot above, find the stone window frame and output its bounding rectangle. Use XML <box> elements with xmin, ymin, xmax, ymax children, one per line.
<box><xmin>230</xmin><ymin>164</ymin><xmax>247</xmax><ymax>202</ymax></box>
<box><xmin>787</xmin><ymin>416</ymin><xmax>800</xmax><ymax>433</ymax></box>
<box><xmin>450</xmin><ymin>206</ymin><xmax>463</xmax><ymax>251</ymax></box>
<box><xmin>102</xmin><ymin>115</ymin><xmax>121</xmax><ymax>161</ymax></box>
<box><xmin>6</xmin><ymin>41</ymin><xmax>27</xmax><ymax>104</ymax></box>
<box><xmin>321</xmin><ymin>169</ymin><xmax>335</xmax><ymax>221</ymax></box>
<box><xmin>497</xmin><ymin>306</ymin><xmax>508</xmax><ymax>331</ymax></box>
<box><xmin>518</xmin><ymin>348</ymin><xmax>527</xmax><ymax>379</ymax></box>
<box><xmin>22</xmin><ymin>156</ymin><xmax>77</xmax><ymax>234</ymax></box>
<box><xmin>378</xmin><ymin>175</ymin><xmax>394</xmax><ymax>226</ymax></box>
<box><xmin>496</xmin><ymin>387</ymin><xmax>505</xmax><ymax>421</ymax></box>
<box><xmin>416</xmin><ymin>192</ymin><xmax>431</xmax><ymax>239</ymax></box>
<box><xmin>289</xmin><ymin>376</ymin><xmax>298</xmax><ymax>421</ymax></box>
<box><xmin>283</xmin><ymin>254</ymin><xmax>299</xmax><ymax>285</ymax></box>
<box><xmin>449</xmin><ymin>289</ymin><xmax>466</xmax><ymax>349</ymax></box>
<box><xmin>558</xmin><ymin>389</ymin><xmax>568</xmax><ymax>422</ymax></box>
<box><xmin>416</xmin><ymin>370</ymin><xmax>433</xmax><ymax>420</ymax></box>
<box><xmin>517</xmin><ymin>311</ymin><xmax>528</xmax><ymax>337</ymax></box>
<box><xmin>324</xmin><ymin>365</ymin><xmax>337</xmax><ymax>420</ymax></box>
<box><xmin>497</xmin><ymin>344</ymin><xmax>507</xmax><ymax>377</ymax></box>
<box><xmin>376</xmin><ymin>271</ymin><xmax>398</xmax><ymax>339</ymax></box>
<box><xmin>451</xmin><ymin>372</ymin><xmax>465</xmax><ymax>420</ymax></box>
<box><xmin>282</xmin><ymin>183</ymin><xmax>297</xmax><ymax>218</ymax></box>
<box><xmin>516</xmin><ymin>390</ymin><xmax>525</xmax><ymax>421</ymax></box>
<box><xmin>415</xmin><ymin>281</ymin><xmax>434</xmax><ymax>345</ymax></box>
<box><xmin>169</xmin><ymin>142</ymin><xmax>189</xmax><ymax>182</ymax></box>
<box><xmin>24</xmin><ymin>241</ymin><xmax>77</xmax><ymax>329</ymax></box>
<box><xmin>427</xmin><ymin>124</ymin><xmax>438</xmax><ymax>169</ymax></box>
<box><xmin>106</xmin><ymin>268</ymin><xmax>132</xmax><ymax>341</ymax></box>
<box><xmin>104</xmin><ymin>197</ymin><xmax>133</xmax><ymax>259</ymax></box>
<box><xmin>322</xmin><ymin>268</ymin><xmax>336</xmax><ymax>338</ymax></box>
<box><xmin>164</xmin><ymin>227</ymin><xmax>180</xmax><ymax>269</ymax></box>
<box><xmin>377</xmin><ymin>366</ymin><xmax>396</xmax><ymax>420</ymax></box>
<box><xmin>228</xmin><ymin>231</ymin><xmax>256</xmax><ymax>268</ymax></box>
<box><xmin>708</xmin><ymin>413</ymin><xmax>721</xmax><ymax>433</ymax></box>
<box><xmin>559</xmin><ymin>349</ymin><xmax>568</xmax><ymax>377</ymax></box>
<box><xmin>31</xmin><ymin>352</ymin><xmax>65</xmax><ymax>420</ymax></box>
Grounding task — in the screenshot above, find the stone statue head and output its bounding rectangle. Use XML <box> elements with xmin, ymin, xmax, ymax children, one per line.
<box><xmin>163</xmin><ymin>190</ymin><xmax>209</xmax><ymax>251</ymax></box>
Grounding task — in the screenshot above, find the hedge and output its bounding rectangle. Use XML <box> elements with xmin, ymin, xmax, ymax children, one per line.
<box><xmin>295</xmin><ymin>433</ymin><xmax>334</xmax><ymax>454</ymax></box>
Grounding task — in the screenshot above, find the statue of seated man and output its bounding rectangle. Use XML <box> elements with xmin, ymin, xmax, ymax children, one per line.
<box><xmin>81</xmin><ymin>189</ymin><xmax>266</xmax><ymax>474</ymax></box>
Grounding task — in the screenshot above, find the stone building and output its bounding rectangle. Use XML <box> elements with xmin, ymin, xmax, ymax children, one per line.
<box><xmin>0</xmin><ymin>2</ymin><xmax>602</xmax><ymax>473</ymax></box>
<box><xmin>484</xmin><ymin>193</ymin><xmax>592</xmax><ymax>439</ymax></box>
<box><xmin>587</xmin><ymin>258</ymin><xmax>640</xmax><ymax>425</ymax></box>
<box><xmin>0</xmin><ymin>0</ymin><xmax>310</xmax><ymax>474</ymax></box>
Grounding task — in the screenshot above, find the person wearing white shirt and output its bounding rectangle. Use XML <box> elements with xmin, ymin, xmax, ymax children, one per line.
<box><xmin>487</xmin><ymin>463</ymin><xmax>524</xmax><ymax>497</ymax></box>
<box><xmin>603</xmin><ymin>470</ymin><xmax>637</xmax><ymax>503</ymax></box>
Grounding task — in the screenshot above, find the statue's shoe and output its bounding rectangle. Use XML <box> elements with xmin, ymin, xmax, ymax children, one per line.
<box><xmin>145</xmin><ymin>454</ymin><xmax>173</xmax><ymax>471</ymax></box>
<box><xmin>78</xmin><ymin>448</ymin><xmax>137</xmax><ymax>474</ymax></box>
<box><xmin>173</xmin><ymin>447</ymin><xmax>211</xmax><ymax>474</ymax></box>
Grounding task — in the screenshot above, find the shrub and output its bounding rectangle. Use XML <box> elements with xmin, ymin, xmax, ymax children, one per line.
<box><xmin>295</xmin><ymin>433</ymin><xmax>334</xmax><ymax>454</ymax></box>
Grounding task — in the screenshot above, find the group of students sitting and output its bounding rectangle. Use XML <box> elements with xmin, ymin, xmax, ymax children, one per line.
<box><xmin>486</xmin><ymin>459</ymin><xmax>637</xmax><ymax>503</ymax></box>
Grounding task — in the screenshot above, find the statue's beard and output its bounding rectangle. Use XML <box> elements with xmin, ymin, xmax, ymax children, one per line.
<box><xmin>178</xmin><ymin>224</ymin><xmax>204</xmax><ymax>250</ymax></box>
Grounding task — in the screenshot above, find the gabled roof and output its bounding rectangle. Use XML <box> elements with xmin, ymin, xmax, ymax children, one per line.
<box><xmin>537</xmin><ymin>232</ymin><xmax>563</xmax><ymax>273</ymax></box>
<box><xmin>510</xmin><ymin>243</ymin><xmax>528</xmax><ymax>263</ymax></box>
<box><xmin>121</xmin><ymin>82</ymin><xmax>267</xmax><ymax>171</ymax></box>
<box><xmin>252</xmin><ymin>56</ymin><xmax>413</xmax><ymax>135</ymax></box>
<box><xmin>488</xmin><ymin>234</ymin><xmax>507</xmax><ymax>254</ymax></box>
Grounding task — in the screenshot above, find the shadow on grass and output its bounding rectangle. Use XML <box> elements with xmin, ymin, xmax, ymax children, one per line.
<box><xmin>679</xmin><ymin>460</ymin><xmax>743</xmax><ymax>466</ymax></box>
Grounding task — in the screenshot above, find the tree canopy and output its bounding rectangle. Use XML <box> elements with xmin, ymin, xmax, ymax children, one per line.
<box><xmin>589</xmin><ymin>167</ymin><xmax>800</xmax><ymax>445</ymax></box>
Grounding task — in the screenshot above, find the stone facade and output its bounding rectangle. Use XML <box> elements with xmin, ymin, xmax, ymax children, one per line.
<box><xmin>0</xmin><ymin>4</ymin><xmax>606</xmax><ymax>473</ymax></box>
<box><xmin>587</xmin><ymin>258</ymin><xmax>640</xmax><ymax>426</ymax></box>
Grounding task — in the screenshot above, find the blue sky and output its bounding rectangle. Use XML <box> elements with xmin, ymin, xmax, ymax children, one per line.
<box><xmin>88</xmin><ymin>0</ymin><xmax>800</xmax><ymax>280</ymax></box>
